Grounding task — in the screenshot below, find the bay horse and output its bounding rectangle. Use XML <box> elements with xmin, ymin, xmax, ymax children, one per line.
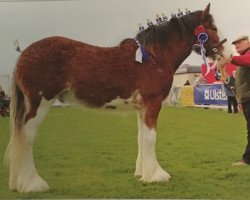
<box><xmin>5</xmin><ymin>4</ymin><xmax>232</xmax><ymax>193</ymax></box>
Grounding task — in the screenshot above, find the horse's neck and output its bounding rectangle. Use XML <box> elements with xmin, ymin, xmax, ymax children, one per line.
<box><xmin>161</xmin><ymin>34</ymin><xmax>195</xmax><ymax>72</ymax></box>
<box><xmin>162</xmin><ymin>15</ymin><xmax>201</xmax><ymax>72</ymax></box>
<box><xmin>138</xmin><ymin>14</ymin><xmax>201</xmax><ymax>71</ymax></box>
<box><xmin>173</xmin><ymin>37</ymin><xmax>195</xmax><ymax>70</ymax></box>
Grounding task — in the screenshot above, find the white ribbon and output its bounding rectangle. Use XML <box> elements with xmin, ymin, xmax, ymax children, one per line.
<box><xmin>135</xmin><ymin>47</ymin><xmax>143</xmax><ymax>63</ymax></box>
<box><xmin>200</xmin><ymin>44</ymin><xmax>210</xmax><ymax>76</ymax></box>
<box><xmin>200</xmin><ymin>44</ymin><xmax>217</xmax><ymax>76</ymax></box>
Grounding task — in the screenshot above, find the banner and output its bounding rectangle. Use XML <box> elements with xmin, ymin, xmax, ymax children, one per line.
<box><xmin>194</xmin><ymin>84</ymin><xmax>227</xmax><ymax>106</ymax></box>
<box><xmin>180</xmin><ymin>86</ymin><xmax>194</xmax><ymax>106</ymax></box>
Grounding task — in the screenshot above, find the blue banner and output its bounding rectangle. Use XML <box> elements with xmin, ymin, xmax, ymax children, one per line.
<box><xmin>194</xmin><ymin>84</ymin><xmax>227</xmax><ymax>105</ymax></box>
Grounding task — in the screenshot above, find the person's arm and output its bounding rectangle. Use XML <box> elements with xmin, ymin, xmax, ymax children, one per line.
<box><xmin>231</xmin><ymin>51</ymin><xmax>250</xmax><ymax>67</ymax></box>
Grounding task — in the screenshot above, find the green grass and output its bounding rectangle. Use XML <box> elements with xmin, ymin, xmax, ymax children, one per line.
<box><xmin>1</xmin><ymin>106</ymin><xmax>250</xmax><ymax>199</ymax></box>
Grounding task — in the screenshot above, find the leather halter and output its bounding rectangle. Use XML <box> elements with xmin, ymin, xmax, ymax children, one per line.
<box><xmin>207</xmin><ymin>38</ymin><xmax>227</xmax><ymax>57</ymax></box>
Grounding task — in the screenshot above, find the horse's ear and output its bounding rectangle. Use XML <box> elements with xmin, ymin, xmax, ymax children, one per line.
<box><xmin>202</xmin><ymin>3</ymin><xmax>210</xmax><ymax>23</ymax></box>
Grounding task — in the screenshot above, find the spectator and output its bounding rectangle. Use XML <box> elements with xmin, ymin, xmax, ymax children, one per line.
<box><xmin>0</xmin><ymin>86</ymin><xmax>4</xmax><ymax>98</ymax></box>
<box><xmin>184</xmin><ymin>80</ymin><xmax>191</xmax><ymax>86</ymax></box>
<box><xmin>224</xmin><ymin>70</ymin><xmax>238</xmax><ymax>114</ymax></box>
<box><xmin>0</xmin><ymin>86</ymin><xmax>10</xmax><ymax>117</ymax></box>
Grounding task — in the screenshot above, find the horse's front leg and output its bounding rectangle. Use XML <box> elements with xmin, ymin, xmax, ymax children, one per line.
<box><xmin>136</xmin><ymin>96</ymin><xmax>171</xmax><ymax>182</ymax></box>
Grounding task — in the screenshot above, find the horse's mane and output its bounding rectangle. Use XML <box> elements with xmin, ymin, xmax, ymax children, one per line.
<box><xmin>135</xmin><ymin>10</ymin><xmax>215</xmax><ymax>49</ymax></box>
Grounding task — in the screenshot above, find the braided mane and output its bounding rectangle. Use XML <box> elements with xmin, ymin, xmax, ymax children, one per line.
<box><xmin>136</xmin><ymin>11</ymin><xmax>215</xmax><ymax>50</ymax></box>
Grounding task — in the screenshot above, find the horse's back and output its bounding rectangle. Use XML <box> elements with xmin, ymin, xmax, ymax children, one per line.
<box><xmin>14</xmin><ymin>36</ymin><xmax>139</xmax><ymax>105</ymax></box>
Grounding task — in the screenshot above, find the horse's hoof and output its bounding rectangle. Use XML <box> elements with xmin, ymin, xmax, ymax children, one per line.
<box><xmin>15</xmin><ymin>174</ymin><xmax>49</xmax><ymax>193</ymax></box>
<box><xmin>151</xmin><ymin>168</ymin><xmax>171</xmax><ymax>182</ymax></box>
<box><xmin>139</xmin><ymin>167</ymin><xmax>171</xmax><ymax>183</ymax></box>
<box><xmin>134</xmin><ymin>170</ymin><xmax>142</xmax><ymax>177</ymax></box>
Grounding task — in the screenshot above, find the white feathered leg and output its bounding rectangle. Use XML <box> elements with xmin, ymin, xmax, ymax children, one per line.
<box><xmin>135</xmin><ymin>111</ymin><xmax>171</xmax><ymax>182</ymax></box>
<box><xmin>9</xmin><ymin>98</ymin><xmax>52</xmax><ymax>192</ymax></box>
<box><xmin>135</xmin><ymin>111</ymin><xmax>143</xmax><ymax>176</ymax></box>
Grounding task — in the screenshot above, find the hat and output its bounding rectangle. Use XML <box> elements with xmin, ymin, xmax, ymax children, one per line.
<box><xmin>232</xmin><ymin>35</ymin><xmax>249</xmax><ymax>44</ymax></box>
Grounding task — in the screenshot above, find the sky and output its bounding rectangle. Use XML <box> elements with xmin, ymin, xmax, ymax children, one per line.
<box><xmin>0</xmin><ymin>0</ymin><xmax>250</xmax><ymax>77</ymax></box>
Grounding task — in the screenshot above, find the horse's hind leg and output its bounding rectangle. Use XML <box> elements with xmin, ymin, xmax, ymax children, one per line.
<box><xmin>8</xmin><ymin>97</ymin><xmax>53</xmax><ymax>193</ymax></box>
<box><xmin>135</xmin><ymin>111</ymin><xmax>143</xmax><ymax>176</ymax></box>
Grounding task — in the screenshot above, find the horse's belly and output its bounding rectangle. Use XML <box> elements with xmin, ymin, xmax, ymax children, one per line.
<box><xmin>103</xmin><ymin>95</ymin><xmax>141</xmax><ymax>111</ymax></box>
<box><xmin>60</xmin><ymin>90</ymin><xmax>142</xmax><ymax>111</ymax></box>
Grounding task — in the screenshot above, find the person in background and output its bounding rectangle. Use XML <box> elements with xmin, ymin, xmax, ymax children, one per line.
<box><xmin>220</xmin><ymin>35</ymin><xmax>250</xmax><ymax>166</ymax></box>
<box><xmin>0</xmin><ymin>86</ymin><xmax>5</xmax><ymax>99</ymax></box>
<box><xmin>224</xmin><ymin>70</ymin><xmax>238</xmax><ymax>114</ymax></box>
<box><xmin>184</xmin><ymin>80</ymin><xmax>191</xmax><ymax>86</ymax></box>
<box><xmin>0</xmin><ymin>86</ymin><xmax>10</xmax><ymax>117</ymax></box>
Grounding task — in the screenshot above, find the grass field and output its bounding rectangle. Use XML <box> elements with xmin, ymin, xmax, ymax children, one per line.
<box><xmin>0</xmin><ymin>105</ymin><xmax>250</xmax><ymax>199</ymax></box>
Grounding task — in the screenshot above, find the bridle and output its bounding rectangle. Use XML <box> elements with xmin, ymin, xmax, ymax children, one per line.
<box><xmin>192</xmin><ymin>25</ymin><xmax>227</xmax><ymax>75</ymax></box>
<box><xmin>192</xmin><ymin>25</ymin><xmax>227</xmax><ymax>57</ymax></box>
<box><xmin>208</xmin><ymin>38</ymin><xmax>227</xmax><ymax>57</ymax></box>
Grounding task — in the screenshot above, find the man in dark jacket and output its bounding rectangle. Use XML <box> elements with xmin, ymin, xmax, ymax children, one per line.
<box><xmin>224</xmin><ymin>70</ymin><xmax>238</xmax><ymax>114</ymax></box>
<box><xmin>228</xmin><ymin>35</ymin><xmax>250</xmax><ymax>166</ymax></box>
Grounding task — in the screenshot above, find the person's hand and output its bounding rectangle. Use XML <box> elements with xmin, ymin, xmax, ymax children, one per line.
<box><xmin>238</xmin><ymin>103</ymin><xmax>243</xmax><ymax>112</ymax></box>
<box><xmin>216</xmin><ymin>55</ymin><xmax>232</xmax><ymax>68</ymax></box>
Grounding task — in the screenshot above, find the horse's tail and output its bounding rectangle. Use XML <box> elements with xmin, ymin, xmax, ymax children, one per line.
<box><xmin>4</xmin><ymin>71</ymin><xmax>26</xmax><ymax>166</ymax></box>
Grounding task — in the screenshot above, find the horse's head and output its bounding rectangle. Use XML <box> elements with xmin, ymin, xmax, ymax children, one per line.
<box><xmin>193</xmin><ymin>4</ymin><xmax>232</xmax><ymax>67</ymax></box>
